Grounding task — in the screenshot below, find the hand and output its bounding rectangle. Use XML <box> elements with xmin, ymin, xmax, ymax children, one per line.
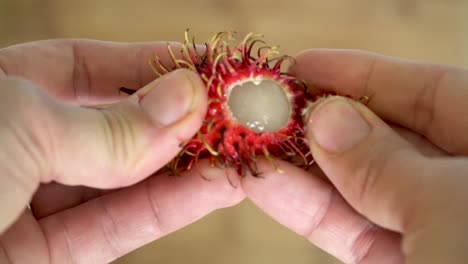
<box><xmin>0</xmin><ymin>40</ymin><xmax>244</xmax><ymax>263</ymax></box>
<box><xmin>243</xmin><ymin>49</ymin><xmax>468</xmax><ymax>263</ymax></box>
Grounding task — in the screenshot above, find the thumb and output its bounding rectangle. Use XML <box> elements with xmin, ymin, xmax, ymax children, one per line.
<box><xmin>1</xmin><ymin>69</ymin><xmax>206</xmax><ymax>190</ymax></box>
<box><xmin>306</xmin><ymin>96</ymin><xmax>415</xmax><ymax>231</ymax></box>
<box><xmin>306</xmin><ymin>96</ymin><xmax>468</xmax><ymax>262</ymax></box>
<box><xmin>0</xmin><ymin>69</ymin><xmax>206</xmax><ymax>233</ymax></box>
<box><xmin>307</xmin><ymin>97</ymin><xmax>421</xmax><ymax>231</ymax></box>
<box><xmin>52</xmin><ymin>69</ymin><xmax>207</xmax><ymax>188</ymax></box>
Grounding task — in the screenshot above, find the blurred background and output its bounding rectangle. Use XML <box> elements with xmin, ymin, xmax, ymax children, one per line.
<box><xmin>1</xmin><ymin>0</ymin><xmax>467</xmax><ymax>263</ymax></box>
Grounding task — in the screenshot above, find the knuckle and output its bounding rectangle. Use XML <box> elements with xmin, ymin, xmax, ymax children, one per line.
<box><xmin>0</xmin><ymin>77</ymin><xmax>43</xmax><ymax>116</ymax></box>
<box><xmin>361</xmin><ymin>53</ymin><xmax>378</xmax><ymax>98</ymax></box>
<box><xmin>354</xmin><ymin>144</ymin><xmax>404</xmax><ymax>208</ymax></box>
<box><xmin>412</xmin><ymin>68</ymin><xmax>446</xmax><ymax>136</ymax></box>
<box><xmin>145</xmin><ymin>179</ymin><xmax>164</xmax><ymax>236</ymax></box>
<box><xmin>304</xmin><ymin>188</ymin><xmax>335</xmax><ymax>240</ymax></box>
<box><xmin>353</xmin><ymin>143</ymin><xmax>414</xmax><ymax>211</ymax></box>
<box><xmin>99</xmin><ymin>107</ymin><xmax>139</xmax><ymax>172</ymax></box>
<box><xmin>351</xmin><ymin>223</ymin><xmax>378</xmax><ymax>264</ymax></box>
<box><xmin>0</xmin><ymin>239</ymin><xmax>13</xmax><ymax>264</ymax></box>
<box><xmin>97</xmin><ymin>199</ymin><xmax>124</xmax><ymax>260</ymax></box>
<box><xmin>0</xmin><ymin>77</ymin><xmax>50</xmax><ymax>183</ymax></box>
<box><xmin>356</xmin><ymin>155</ymin><xmax>385</xmax><ymax>207</ymax></box>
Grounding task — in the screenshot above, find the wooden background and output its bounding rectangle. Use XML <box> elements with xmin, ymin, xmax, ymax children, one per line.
<box><xmin>1</xmin><ymin>0</ymin><xmax>467</xmax><ymax>263</ymax></box>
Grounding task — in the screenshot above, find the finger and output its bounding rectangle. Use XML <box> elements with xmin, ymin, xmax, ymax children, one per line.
<box><xmin>0</xmin><ymin>39</ymin><xmax>187</xmax><ymax>105</ymax></box>
<box><xmin>2</xmin><ymin>161</ymin><xmax>245</xmax><ymax>264</ymax></box>
<box><xmin>242</xmin><ymin>160</ymin><xmax>403</xmax><ymax>264</ymax></box>
<box><xmin>306</xmin><ymin>96</ymin><xmax>468</xmax><ymax>262</ymax></box>
<box><xmin>292</xmin><ymin>49</ymin><xmax>468</xmax><ymax>155</ymax></box>
<box><xmin>390</xmin><ymin>125</ymin><xmax>446</xmax><ymax>157</ymax></box>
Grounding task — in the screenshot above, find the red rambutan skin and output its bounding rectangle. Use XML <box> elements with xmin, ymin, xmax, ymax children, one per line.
<box><xmin>123</xmin><ymin>31</ymin><xmax>361</xmax><ymax>176</ymax></box>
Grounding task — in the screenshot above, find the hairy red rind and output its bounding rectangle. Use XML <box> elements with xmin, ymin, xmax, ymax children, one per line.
<box><xmin>147</xmin><ymin>31</ymin><xmax>336</xmax><ymax>176</ymax></box>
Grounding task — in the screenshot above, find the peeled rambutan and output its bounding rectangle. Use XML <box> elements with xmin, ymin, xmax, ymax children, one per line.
<box><xmin>123</xmin><ymin>30</ymin><xmax>361</xmax><ymax>177</ymax></box>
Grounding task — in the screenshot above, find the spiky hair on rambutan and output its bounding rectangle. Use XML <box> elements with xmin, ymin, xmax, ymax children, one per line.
<box><xmin>122</xmin><ymin>30</ymin><xmax>366</xmax><ymax>177</ymax></box>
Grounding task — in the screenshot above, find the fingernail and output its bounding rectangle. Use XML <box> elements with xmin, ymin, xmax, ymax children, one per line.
<box><xmin>308</xmin><ymin>98</ymin><xmax>370</xmax><ymax>154</ymax></box>
<box><xmin>140</xmin><ymin>70</ymin><xmax>199</xmax><ymax>126</ymax></box>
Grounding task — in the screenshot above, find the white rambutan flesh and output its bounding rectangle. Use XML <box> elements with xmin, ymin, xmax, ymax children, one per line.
<box><xmin>227</xmin><ymin>79</ymin><xmax>291</xmax><ymax>133</ymax></box>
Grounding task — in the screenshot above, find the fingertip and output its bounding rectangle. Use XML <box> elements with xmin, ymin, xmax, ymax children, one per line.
<box><xmin>182</xmin><ymin>69</ymin><xmax>208</xmax><ymax>119</ymax></box>
<box><xmin>189</xmin><ymin>160</ymin><xmax>247</xmax><ymax>206</ymax></box>
<box><xmin>241</xmin><ymin>160</ymin><xmax>334</xmax><ymax>234</ymax></box>
<box><xmin>158</xmin><ymin>69</ymin><xmax>208</xmax><ymax>142</ymax></box>
<box><xmin>289</xmin><ymin>49</ymin><xmax>378</xmax><ymax>99</ymax></box>
<box><xmin>287</xmin><ymin>48</ymin><xmax>323</xmax><ymax>75</ymax></box>
<box><xmin>138</xmin><ymin>68</ymin><xmax>206</xmax><ymax>129</ymax></box>
<box><xmin>152</xmin><ymin>159</ymin><xmax>250</xmax><ymax>209</ymax></box>
<box><xmin>306</xmin><ymin>97</ymin><xmax>371</xmax><ymax>155</ymax></box>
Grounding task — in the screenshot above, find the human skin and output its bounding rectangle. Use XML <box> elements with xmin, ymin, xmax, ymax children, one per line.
<box><xmin>243</xmin><ymin>49</ymin><xmax>468</xmax><ymax>263</ymax></box>
<box><xmin>0</xmin><ymin>40</ymin><xmax>245</xmax><ymax>264</ymax></box>
<box><xmin>1</xmin><ymin>40</ymin><xmax>468</xmax><ymax>264</ymax></box>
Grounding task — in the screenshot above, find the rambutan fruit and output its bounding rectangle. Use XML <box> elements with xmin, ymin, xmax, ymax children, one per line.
<box><xmin>122</xmin><ymin>30</ymin><xmax>363</xmax><ymax>177</ymax></box>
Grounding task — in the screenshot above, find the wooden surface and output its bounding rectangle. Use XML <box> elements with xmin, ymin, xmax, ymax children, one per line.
<box><xmin>1</xmin><ymin>1</ymin><xmax>467</xmax><ymax>263</ymax></box>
